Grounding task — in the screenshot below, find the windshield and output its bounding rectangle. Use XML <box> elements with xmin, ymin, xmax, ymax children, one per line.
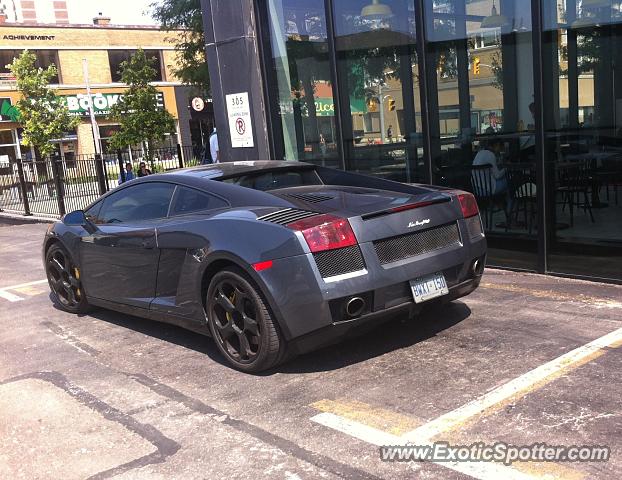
<box><xmin>220</xmin><ymin>169</ymin><xmax>324</xmax><ymax>191</ymax></box>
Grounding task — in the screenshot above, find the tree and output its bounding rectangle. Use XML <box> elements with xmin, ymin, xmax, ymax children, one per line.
<box><xmin>108</xmin><ymin>49</ymin><xmax>177</xmax><ymax>165</ymax></box>
<box><xmin>8</xmin><ymin>50</ymin><xmax>79</xmax><ymax>158</ymax></box>
<box><xmin>151</xmin><ymin>0</ymin><xmax>210</xmax><ymax>93</ymax></box>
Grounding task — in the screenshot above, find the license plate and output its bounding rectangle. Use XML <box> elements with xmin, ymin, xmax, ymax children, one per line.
<box><xmin>410</xmin><ymin>273</ymin><xmax>449</xmax><ymax>304</ymax></box>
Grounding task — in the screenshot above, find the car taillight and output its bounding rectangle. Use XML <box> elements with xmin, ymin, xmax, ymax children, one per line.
<box><xmin>287</xmin><ymin>214</ymin><xmax>357</xmax><ymax>253</ymax></box>
<box><xmin>457</xmin><ymin>193</ymin><xmax>479</xmax><ymax>218</ymax></box>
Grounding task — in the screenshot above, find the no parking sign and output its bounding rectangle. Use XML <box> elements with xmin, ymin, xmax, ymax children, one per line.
<box><xmin>226</xmin><ymin>92</ymin><xmax>254</xmax><ymax>148</ymax></box>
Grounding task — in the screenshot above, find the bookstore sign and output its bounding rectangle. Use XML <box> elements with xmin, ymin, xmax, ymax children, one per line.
<box><xmin>63</xmin><ymin>92</ymin><xmax>165</xmax><ymax>117</ymax></box>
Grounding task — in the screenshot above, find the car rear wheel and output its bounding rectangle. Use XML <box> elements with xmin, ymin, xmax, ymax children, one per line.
<box><xmin>207</xmin><ymin>267</ymin><xmax>283</xmax><ymax>373</ymax></box>
<box><xmin>45</xmin><ymin>243</ymin><xmax>90</xmax><ymax>314</ymax></box>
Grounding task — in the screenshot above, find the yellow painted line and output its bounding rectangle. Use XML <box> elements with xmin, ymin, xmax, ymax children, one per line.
<box><xmin>438</xmin><ymin>431</ymin><xmax>586</xmax><ymax>480</ymax></box>
<box><xmin>402</xmin><ymin>327</ymin><xmax>622</xmax><ymax>444</ymax></box>
<box><xmin>512</xmin><ymin>460</ymin><xmax>586</xmax><ymax>480</ymax></box>
<box><xmin>13</xmin><ymin>284</ymin><xmax>47</xmax><ymax>296</ymax></box>
<box><xmin>481</xmin><ymin>283</ymin><xmax>622</xmax><ymax>309</ymax></box>
<box><xmin>311</xmin><ymin>399</ymin><xmax>421</xmax><ymax>436</ymax></box>
<box><xmin>0</xmin><ymin>280</ymin><xmax>48</xmax><ymax>302</ymax></box>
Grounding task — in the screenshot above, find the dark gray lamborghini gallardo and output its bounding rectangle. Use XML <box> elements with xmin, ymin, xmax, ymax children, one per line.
<box><xmin>43</xmin><ymin>161</ymin><xmax>486</xmax><ymax>372</ymax></box>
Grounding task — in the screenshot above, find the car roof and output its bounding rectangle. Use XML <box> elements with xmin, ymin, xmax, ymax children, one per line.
<box><xmin>173</xmin><ymin>160</ymin><xmax>315</xmax><ymax>180</ymax></box>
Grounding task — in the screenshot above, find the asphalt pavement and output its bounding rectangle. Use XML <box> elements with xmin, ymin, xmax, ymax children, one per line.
<box><xmin>1</xmin><ymin>219</ymin><xmax>621</xmax><ymax>480</ymax></box>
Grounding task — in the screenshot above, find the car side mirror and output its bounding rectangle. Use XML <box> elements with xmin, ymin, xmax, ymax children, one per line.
<box><xmin>63</xmin><ymin>210</ymin><xmax>97</xmax><ymax>233</ymax></box>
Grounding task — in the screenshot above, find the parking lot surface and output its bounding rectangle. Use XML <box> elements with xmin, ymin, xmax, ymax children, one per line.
<box><xmin>1</xmin><ymin>219</ymin><xmax>621</xmax><ymax>479</ymax></box>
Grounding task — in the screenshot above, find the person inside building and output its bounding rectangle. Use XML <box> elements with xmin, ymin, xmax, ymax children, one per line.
<box><xmin>209</xmin><ymin>127</ymin><xmax>219</xmax><ymax>163</ymax></box>
<box><xmin>472</xmin><ymin>137</ymin><xmax>508</xmax><ymax>197</ymax></box>
<box><xmin>119</xmin><ymin>162</ymin><xmax>135</xmax><ymax>184</ymax></box>
<box><xmin>137</xmin><ymin>162</ymin><xmax>152</xmax><ymax>177</ymax></box>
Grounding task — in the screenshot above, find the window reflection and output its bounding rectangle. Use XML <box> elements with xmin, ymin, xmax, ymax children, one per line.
<box><xmin>334</xmin><ymin>0</ymin><xmax>424</xmax><ymax>183</ymax></box>
<box><xmin>425</xmin><ymin>0</ymin><xmax>537</xmax><ymax>270</ymax></box>
<box><xmin>268</xmin><ymin>0</ymin><xmax>338</xmax><ymax>166</ymax></box>
<box><xmin>543</xmin><ymin>0</ymin><xmax>622</xmax><ymax>280</ymax></box>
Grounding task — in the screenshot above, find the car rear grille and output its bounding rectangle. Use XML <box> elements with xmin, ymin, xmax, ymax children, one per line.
<box><xmin>465</xmin><ymin>215</ymin><xmax>484</xmax><ymax>239</ymax></box>
<box><xmin>285</xmin><ymin>193</ymin><xmax>334</xmax><ymax>204</ymax></box>
<box><xmin>313</xmin><ymin>245</ymin><xmax>366</xmax><ymax>278</ymax></box>
<box><xmin>373</xmin><ymin>223</ymin><xmax>461</xmax><ymax>265</ymax></box>
<box><xmin>257</xmin><ymin>208</ymin><xmax>318</xmax><ymax>225</ymax></box>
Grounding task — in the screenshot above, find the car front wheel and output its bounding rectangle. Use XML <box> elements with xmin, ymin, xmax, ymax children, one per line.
<box><xmin>206</xmin><ymin>267</ymin><xmax>284</xmax><ymax>373</ymax></box>
<box><xmin>45</xmin><ymin>243</ymin><xmax>90</xmax><ymax>314</ymax></box>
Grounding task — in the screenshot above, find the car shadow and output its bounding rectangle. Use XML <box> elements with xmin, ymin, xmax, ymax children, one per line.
<box><xmin>59</xmin><ymin>297</ymin><xmax>471</xmax><ymax>374</ymax></box>
<box><xmin>271</xmin><ymin>301</ymin><xmax>472</xmax><ymax>375</ymax></box>
<box><xmin>59</xmin><ymin>302</ymin><xmax>219</xmax><ymax>358</ymax></box>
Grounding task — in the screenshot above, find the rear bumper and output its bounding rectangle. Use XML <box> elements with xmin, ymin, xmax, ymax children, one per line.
<box><xmin>287</xmin><ymin>275</ymin><xmax>482</xmax><ymax>355</ymax></box>
<box><xmin>256</xmin><ymin>235</ymin><xmax>485</xmax><ymax>346</ymax></box>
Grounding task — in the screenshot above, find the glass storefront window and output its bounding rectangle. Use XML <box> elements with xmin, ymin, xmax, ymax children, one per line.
<box><xmin>255</xmin><ymin>0</ymin><xmax>622</xmax><ymax>282</ymax></box>
<box><xmin>266</xmin><ymin>0</ymin><xmax>339</xmax><ymax>167</ymax></box>
<box><xmin>333</xmin><ymin>0</ymin><xmax>424</xmax><ymax>182</ymax></box>
<box><xmin>542</xmin><ymin>0</ymin><xmax>622</xmax><ymax>281</ymax></box>
<box><xmin>424</xmin><ymin>0</ymin><xmax>537</xmax><ymax>270</ymax></box>
<box><xmin>0</xmin><ymin>130</ymin><xmax>19</xmax><ymax>169</ymax></box>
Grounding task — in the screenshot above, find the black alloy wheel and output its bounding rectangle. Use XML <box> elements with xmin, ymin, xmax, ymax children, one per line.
<box><xmin>46</xmin><ymin>244</ymin><xmax>90</xmax><ymax>313</ymax></box>
<box><xmin>207</xmin><ymin>267</ymin><xmax>283</xmax><ymax>372</ymax></box>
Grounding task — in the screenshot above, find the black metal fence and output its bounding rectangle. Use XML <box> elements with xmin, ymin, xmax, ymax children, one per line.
<box><xmin>0</xmin><ymin>145</ymin><xmax>205</xmax><ymax>219</ymax></box>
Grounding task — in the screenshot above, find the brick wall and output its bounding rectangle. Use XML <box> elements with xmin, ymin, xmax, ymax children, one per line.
<box><xmin>0</xmin><ymin>25</ymin><xmax>183</xmax><ymax>84</ymax></box>
<box><xmin>57</xmin><ymin>50</ymin><xmax>112</xmax><ymax>85</ymax></box>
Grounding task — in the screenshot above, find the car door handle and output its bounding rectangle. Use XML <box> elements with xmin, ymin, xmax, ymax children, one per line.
<box><xmin>141</xmin><ymin>240</ymin><xmax>155</xmax><ymax>249</ymax></box>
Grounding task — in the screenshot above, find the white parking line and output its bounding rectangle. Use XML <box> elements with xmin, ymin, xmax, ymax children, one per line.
<box><xmin>0</xmin><ymin>279</ymin><xmax>48</xmax><ymax>302</ymax></box>
<box><xmin>311</xmin><ymin>326</ymin><xmax>622</xmax><ymax>480</ymax></box>
<box><xmin>0</xmin><ymin>279</ymin><xmax>48</xmax><ymax>291</ymax></box>
<box><xmin>311</xmin><ymin>412</ymin><xmax>535</xmax><ymax>480</ymax></box>
<box><xmin>0</xmin><ymin>290</ymin><xmax>24</xmax><ymax>302</ymax></box>
<box><xmin>402</xmin><ymin>326</ymin><xmax>622</xmax><ymax>444</ymax></box>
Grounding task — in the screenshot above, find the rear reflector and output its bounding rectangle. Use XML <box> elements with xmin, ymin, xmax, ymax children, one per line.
<box><xmin>457</xmin><ymin>193</ymin><xmax>479</xmax><ymax>218</ymax></box>
<box><xmin>252</xmin><ymin>260</ymin><xmax>273</xmax><ymax>272</ymax></box>
<box><xmin>287</xmin><ymin>214</ymin><xmax>357</xmax><ymax>253</ymax></box>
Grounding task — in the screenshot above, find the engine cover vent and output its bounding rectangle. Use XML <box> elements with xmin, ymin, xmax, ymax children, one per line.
<box><xmin>257</xmin><ymin>208</ymin><xmax>319</xmax><ymax>226</ymax></box>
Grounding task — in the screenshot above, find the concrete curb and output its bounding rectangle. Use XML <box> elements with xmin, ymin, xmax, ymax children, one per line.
<box><xmin>0</xmin><ymin>211</ymin><xmax>56</xmax><ymax>225</ymax></box>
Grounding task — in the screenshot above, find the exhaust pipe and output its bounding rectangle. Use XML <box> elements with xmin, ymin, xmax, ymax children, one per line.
<box><xmin>345</xmin><ymin>297</ymin><xmax>366</xmax><ymax>318</ymax></box>
<box><xmin>472</xmin><ymin>258</ymin><xmax>484</xmax><ymax>276</ymax></box>
<box><xmin>472</xmin><ymin>259</ymin><xmax>480</xmax><ymax>274</ymax></box>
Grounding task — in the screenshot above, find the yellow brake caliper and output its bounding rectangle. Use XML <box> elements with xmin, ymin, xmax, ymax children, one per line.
<box><xmin>226</xmin><ymin>291</ymin><xmax>236</xmax><ymax>322</ymax></box>
<box><xmin>74</xmin><ymin>268</ymin><xmax>81</xmax><ymax>298</ymax></box>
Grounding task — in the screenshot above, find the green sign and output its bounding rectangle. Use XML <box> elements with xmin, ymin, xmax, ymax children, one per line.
<box><xmin>0</xmin><ymin>98</ymin><xmax>20</xmax><ymax>122</ymax></box>
<box><xmin>63</xmin><ymin>92</ymin><xmax>165</xmax><ymax>117</ymax></box>
<box><xmin>314</xmin><ymin>97</ymin><xmax>367</xmax><ymax>116</ymax></box>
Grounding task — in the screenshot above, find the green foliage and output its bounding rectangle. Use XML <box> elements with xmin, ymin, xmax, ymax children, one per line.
<box><xmin>8</xmin><ymin>50</ymin><xmax>79</xmax><ymax>158</ymax></box>
<box><xmin>151</xmin><ymin>0</ymin><xmax>209</xmax><ymax>94</ymax></box>
<box><xmin>108</xmin><ymin>49</ymin><xmax>177</xmax><ymax>165</ymax></box>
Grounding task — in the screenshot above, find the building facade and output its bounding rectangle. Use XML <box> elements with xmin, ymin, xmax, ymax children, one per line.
<box><xmin>0</xmin><ymin>19</ymin><xmax>212</xmax><ymax>166</ymax></box>
<box><xmin>201</xmin><ymin>0</ymin><xmax>622</xmax><ymax>284</ymax></box>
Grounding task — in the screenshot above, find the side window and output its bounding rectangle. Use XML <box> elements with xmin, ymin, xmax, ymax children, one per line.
<box><xmin>170</xmin><ymin>186</ymin><xmax>229</xmax><ymax>216</ymax></box>
<box><xmin>98</xmin><ymin>183</ymin><xmax>175</xmax><ymax>224</ymax></box>
<box><xmin>84</xmin><ymin>200</ymin><xmax>102</xmax><ymax>223</ymax></box>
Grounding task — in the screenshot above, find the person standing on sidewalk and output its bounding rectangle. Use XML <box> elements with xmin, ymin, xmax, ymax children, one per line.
<box><xmin>119</xmin><ymin>162</ymin><xmax>135</xmax><ymax>184</ymax></box>
<box><xmin>209</xmin><ymin>128</ymin><xmax>219</xmax><ymax>164</ymax></box>
<box><xmin>137</xmin><ymin>162</ymin><xmax>152</xmax><ymax>177</ymax></box>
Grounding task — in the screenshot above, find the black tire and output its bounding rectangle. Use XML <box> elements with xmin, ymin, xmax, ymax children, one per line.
<box><xmin>206</xmin><ymin>267</ymin><xmax>284</xmax><ymax>373</ymax></box>
<box><xmin>45</xmin><ymin>243</ymin><xmax>90</xmax><ymax>314</ymax></box>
